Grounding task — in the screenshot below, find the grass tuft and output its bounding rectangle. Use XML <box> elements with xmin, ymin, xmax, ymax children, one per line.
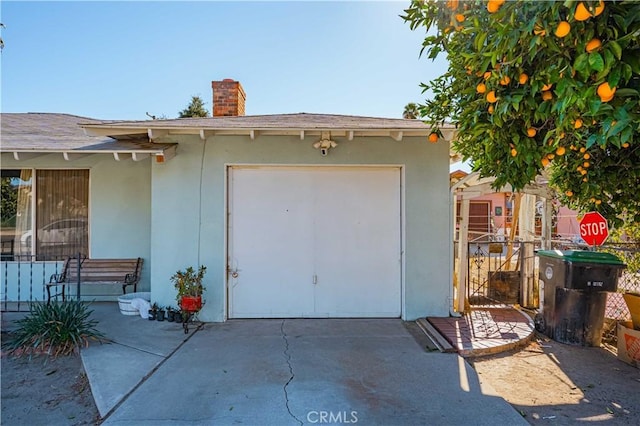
<box><xmin>3</xmin><ymin>301</ymin><xmax>105</xmax><ymax>358</ymax></box>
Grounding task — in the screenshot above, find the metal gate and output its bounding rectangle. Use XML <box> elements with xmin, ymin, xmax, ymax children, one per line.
<box><xmin>467</xmin><ymin>241</ymin><xmax>523</xmax><ymax>306</ymax></box>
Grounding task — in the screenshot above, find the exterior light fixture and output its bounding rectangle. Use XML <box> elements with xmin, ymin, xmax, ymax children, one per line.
<box><xmin>313</xmin><ymin>132</ymin><xmax>338</xmax><ymax>156</ymax></box>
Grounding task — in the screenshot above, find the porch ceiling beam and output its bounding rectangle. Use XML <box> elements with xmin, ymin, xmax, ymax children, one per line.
<box><xmin>113</xmin><ymin>152</ymin><xmax>134</xmax><ymax>161</ymax></box>
<box><xmin>390</xmin><ymin>131</ymin><xmax>403</xmax><ymax>142</ymax></box>
<box><xmin>62</xmin><ymin>152</ymin><xmax>90</xmax><ymax>162</ymax></box>
<box><xmin>132</xmin><ymin>152</ymin><xmax>150</xmax><ymax>162</ymax></box>
<box><xmin>161</xmin><ymin>144</ymin><xmax>177</xmax><ymax>162</ymax></box>
<box><xmin>148</xmin><ymin>129</ymin><xmax>169</xmax><ymax>141</ymax></box>
<box><xmin>12</xmin><ymin>152</ymin><xmax>43</xmax><ymax>161</ymax></box>
<box><xmin>199</xmin><ymin>129</ymin><xmax>215</xmax><ymax>141</ymax></box>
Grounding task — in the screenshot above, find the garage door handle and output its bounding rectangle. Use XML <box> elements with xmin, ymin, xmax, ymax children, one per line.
<box><xmin>228</xmin><ymin>265</ymin><xmax>240</xmax><ymax>278</ymax></box>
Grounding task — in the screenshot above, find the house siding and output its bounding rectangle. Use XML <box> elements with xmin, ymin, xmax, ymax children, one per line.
<box><xmin>0</xmin><ymin>153</ymin><xmax>152</xmax><ymax>299</ymax></box>
<box><xmin>149</xmin><ymin>134</ymin><xmax>451</xmax><ymax>321</ymax></box>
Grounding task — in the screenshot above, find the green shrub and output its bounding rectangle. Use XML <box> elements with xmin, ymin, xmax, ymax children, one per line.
<box><xmin>4</xmin><ymin>301</ymin><xmax>105</xmax><ymax>358</ymax></box>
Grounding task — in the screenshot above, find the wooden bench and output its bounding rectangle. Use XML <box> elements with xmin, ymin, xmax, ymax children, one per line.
<box><xmin>47</xmin><ymin>257</ymin><xmax>143</xmax><ymax>302</ymax></box>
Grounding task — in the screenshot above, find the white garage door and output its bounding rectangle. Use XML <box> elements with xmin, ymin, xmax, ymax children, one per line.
<box><xmin>228</xmin><ymin>166</ymin><xmax>401</xmax><ymax>318</ymax></box>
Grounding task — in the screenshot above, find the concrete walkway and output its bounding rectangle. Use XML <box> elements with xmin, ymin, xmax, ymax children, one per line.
<box><xmin>76</xmin><ymin>303</ymin><xmax>528</xmax><ymax>425</ymax></box>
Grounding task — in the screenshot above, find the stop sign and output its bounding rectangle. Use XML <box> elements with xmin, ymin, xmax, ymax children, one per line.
<box><xmin>579</xmin><ymin>211</ymin><xmax>609</xmax><ymax>246</ymax></box>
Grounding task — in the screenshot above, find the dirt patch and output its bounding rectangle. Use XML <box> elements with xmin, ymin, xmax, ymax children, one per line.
<box><xmin>469</xmin><ymin>334</ymin><xmax>640</xmax><ymax>425</ymax></box>
<box><xmin>1</xmin><ymin>348</ymin><xmax>100</xmax><ymax>425</ymax></box>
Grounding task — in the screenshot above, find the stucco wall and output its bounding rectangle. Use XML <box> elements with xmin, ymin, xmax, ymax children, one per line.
<box><xmin>150</xmin><ymin>135</ymin><xmax>451</xmax><ymax>321</ymax></box>
<box><xmin>0</xmin><ymin>153</ymin><xmax>152</xmax><ymax>300</ymax></box>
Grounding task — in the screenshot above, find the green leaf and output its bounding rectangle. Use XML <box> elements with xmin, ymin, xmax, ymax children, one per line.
<box><xmin>608</xmin><ymin>40</ymin><xmax>623</xmax><ymax>60</ymax></box>
<box><xmin>573</xmin><ymin>53</ymin><xmax>589</xmax><ymax>75</ymax></box>
<box><xmin>475</xmin><ymin>32</ymin><xmax>487</xmax><ymax>52</ymax></box>
<box><xmin>620</xmin><ymin>126</ymin><xmax>633</xmax><ymax>144</ymax></box>
<box><xmin>588</xmin><ymin>53</ymin><xmax>605</xmax><ymax>73</ymax></box>
<box><xmin>607</xmin><ymin>67</ymin><xmax>622</xmax><ymax>88</ymax></box>
<box><xmin>615</xmin><ymin>88</ymin><xmax>639</xmax><ymax>98</ymax></box>
<box><xmin>589</xmin><ymin>98</ymin><xmax>601</xmax><ymax>116</ymax></box>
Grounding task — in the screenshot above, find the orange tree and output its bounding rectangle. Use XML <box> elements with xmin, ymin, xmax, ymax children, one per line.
<box><xmin>403</xmin><ymin>0</ymin><xmax>640</xmax><ymax>225</ymax></box>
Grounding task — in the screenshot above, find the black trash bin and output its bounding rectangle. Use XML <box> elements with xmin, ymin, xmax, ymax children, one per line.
<box><xmin>537</xmin><ymin>250</ymin><xmax>626</xmax><ymax>346</ymax></box>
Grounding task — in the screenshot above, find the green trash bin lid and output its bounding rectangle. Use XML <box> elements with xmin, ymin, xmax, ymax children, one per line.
<box><xmin>537</xmin><ymin>249</ymin><xmax>625</xmax><ymax>265</ymax></box>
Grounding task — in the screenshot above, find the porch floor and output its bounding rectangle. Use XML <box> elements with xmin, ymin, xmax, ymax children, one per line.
<box><xmin>427</xmin><ymin>307</ymin><xmax>535</xmax><ymax>357</ymax></box>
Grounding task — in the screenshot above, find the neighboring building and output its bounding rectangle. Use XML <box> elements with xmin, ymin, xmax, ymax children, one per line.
<box><xmin>451</xmin><ymin>170</ymin><xmax>581</xmax><ymax>243</ymax></box>
<box><xmin>1</xmin><ymin>79</ymin><xmax>457</xmax><ymax>321</ymax></box>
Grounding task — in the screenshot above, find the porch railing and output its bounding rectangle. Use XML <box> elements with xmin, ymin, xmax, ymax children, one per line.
<box><xmin>1</xmin><ymin>254</ymin><xmax>88</xmax><ymax>312</ymax></box>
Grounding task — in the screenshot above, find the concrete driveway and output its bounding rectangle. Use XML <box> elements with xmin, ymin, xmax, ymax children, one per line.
<box><xmin>88</xmin><ymin>313</ymin><xmax>526</xmax><ymax>425</ymax></box>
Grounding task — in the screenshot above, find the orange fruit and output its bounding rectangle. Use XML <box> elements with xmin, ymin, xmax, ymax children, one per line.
<box><xmin>555</xmin><ymin>21</ymin><xmax>571</xmax><ymax>38</ymax></box>
<box><xmin>542</xmin><ymin>90</ymin><xmax>553</xmax><ymax>101</ymax></box>
<box><xmin>597</xmin><ymin>82</ymin><xmax>616</xmax><ymax>102</ymax></box>
<box><xmin>574</xmin><ymin>2</ymin><xmax>592</xmax><ymax>21</ymax></box>
<box><xmin>483</xmin><ymin>71</ymin><xmax>492</xmax><ymax>80</ymax></box>
<box><xmin>556</xmin><ymin>146</ymin><xmax>566</xmax><ymax>156</ymax></box>
<box><xmin>622</xmin><ymin>142</ymin><xmax>630</xmax><ymax>148</ymax></box>
<box><xmin>581</xmin><ymin>169</ymin><xmax>588</xmax><ymax>175</ymax></box>
<box><xmin>574</xmin><ymin>118</ymin><xmax>583</xmax><ymax>129</ymax></box>
<box><xmin>566</xmin><ymin>190</ymin><xmax>573</xmax><ymax>197</ymax></box>
<box><xmin>583</xmin><ymin>153</ymin><xmax>591</xmax><ymax>160</ymax></box>
<box><xmin>601</xmin><ymin>92</ymin><xmax>614</xmax><ymax>102</ymax></box>
<box><xmin>580</xmin><ymin>147</ymin><xmax>586</xmax><ymax>153</ymax></box>
<box><xmin>488</xmin><ymin>105</ymin><xmax>495</xmax><ymax>114</ymax></box>
<box><xmin>534</xmin><ymin>24</ymin><xmax>546</xmax><ymax>36</ymax></box>
<box><xmin>594</xmin><ymin>1</ymin><xmax>605</xmax><ymax>17</ymax></box>
<box><xmin>486</xmin><ymin>91</ymin><xmax>498</xmax><ymax>103</ymax></box>
<box><xmin>583</xmin><ymin>177</ymin><xmax>588</xmax><ymax>182</ymax></box>
<box><xmin>476</xmin><ymin>83</ymin><xmax>487</xmax><ymax>94</ymax></box>
<box><xmin>428</xmin><ymin>133</ymin><xmax>438</xmax><ymax>143</ymax></box>
<box><xmin>583</xmin><ymin>161</ymin><xmax>590</xmax><ymax>168</ymax></box>
<box><xmin>455</xmin><ymin>13</ymin><xmax>465</xmax><ymax>23</ymax></box>
<box><xmin>542</xmin><ymin>83</ymin><xmax>553</xmax><ymax>91</ymax></box>
<box><xmin>510</xmin><ymin>148</ymin><xmax>517</xmax><ymax>157</ymax></box>
<box><xmin>499</xmin><ymin>75</ymin><xmax>511</xmax><ymax>86</ymax></box>
<box><xmin>547</xmin><ymin>153</ymin><xmax>555</xmax><ymax>160</ymax></box>
<box><xmin>518</xmin><ymin>73</ymin><xmax>529</xmax><ymax>84</ymax></box>
<box><xmin>487</xmin><ymin>0</ymin><xmax>502</xmax><ymax>13</ymax></box>
<box><xmin>586</xmin><ymin>38</ymin><xmax>601</xmax><ymax>53</ymax></box>
<box><xmin>526</xmin><ymin>128</ymin><xmax>537</xmax><ymax>137</ymax></box>
<box><xmin>446</xmin><ymin>0</ymin><xmax>459</xmax><ymax>10</ymax></box>
<box><xmin>541</xmin><ymin>158</ymin><xmax>550</xmax><ymax>167</ymax></box>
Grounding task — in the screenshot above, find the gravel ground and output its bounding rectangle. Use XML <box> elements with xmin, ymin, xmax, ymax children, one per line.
<box><xmin>1</xmin><ymin>346</ymin><xmax>100</xmax><ymax>425</ymax></box>
<box><xmin>470</xmin><ymin>334</ymin><xmax>640</xmax><ymax>425</ymax></box>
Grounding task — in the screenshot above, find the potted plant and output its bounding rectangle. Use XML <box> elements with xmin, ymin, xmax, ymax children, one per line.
<box><xmin>155</xmin><ymin>304</ymin><xmax>166</xmax><ymax>322</ymax></box>
<box><xmin>171</xmin><ymin>265</ymin><xmax>206</xmax><ymax>313</ymax></box>
<box><xmin>148</xmin><ymin>303</ymin><xmax>158</xmax><ymax>321</ymax></box>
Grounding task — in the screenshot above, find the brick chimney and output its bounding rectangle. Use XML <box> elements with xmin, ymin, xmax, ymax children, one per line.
<box><xmin>211</xmin><ymin>79</ymin><xmax>246</xmax><ymax>116</ymax></box>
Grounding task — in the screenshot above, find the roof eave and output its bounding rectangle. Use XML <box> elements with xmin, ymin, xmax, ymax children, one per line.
<box><xmin>83</xmin><ymin>124</ymin><xmax>458</xmax><ymax>143</ymax></box>
<box><xmin>3</xmin><ymin>144</ymin><xmax>177</xmax><ymax>163</ymax></box>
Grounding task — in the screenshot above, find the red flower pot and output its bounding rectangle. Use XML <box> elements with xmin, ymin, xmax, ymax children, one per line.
<box><xmin>181</xmin><ymin>295</ymin><xmax>202</xmax><ymax>312</ymax></box>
